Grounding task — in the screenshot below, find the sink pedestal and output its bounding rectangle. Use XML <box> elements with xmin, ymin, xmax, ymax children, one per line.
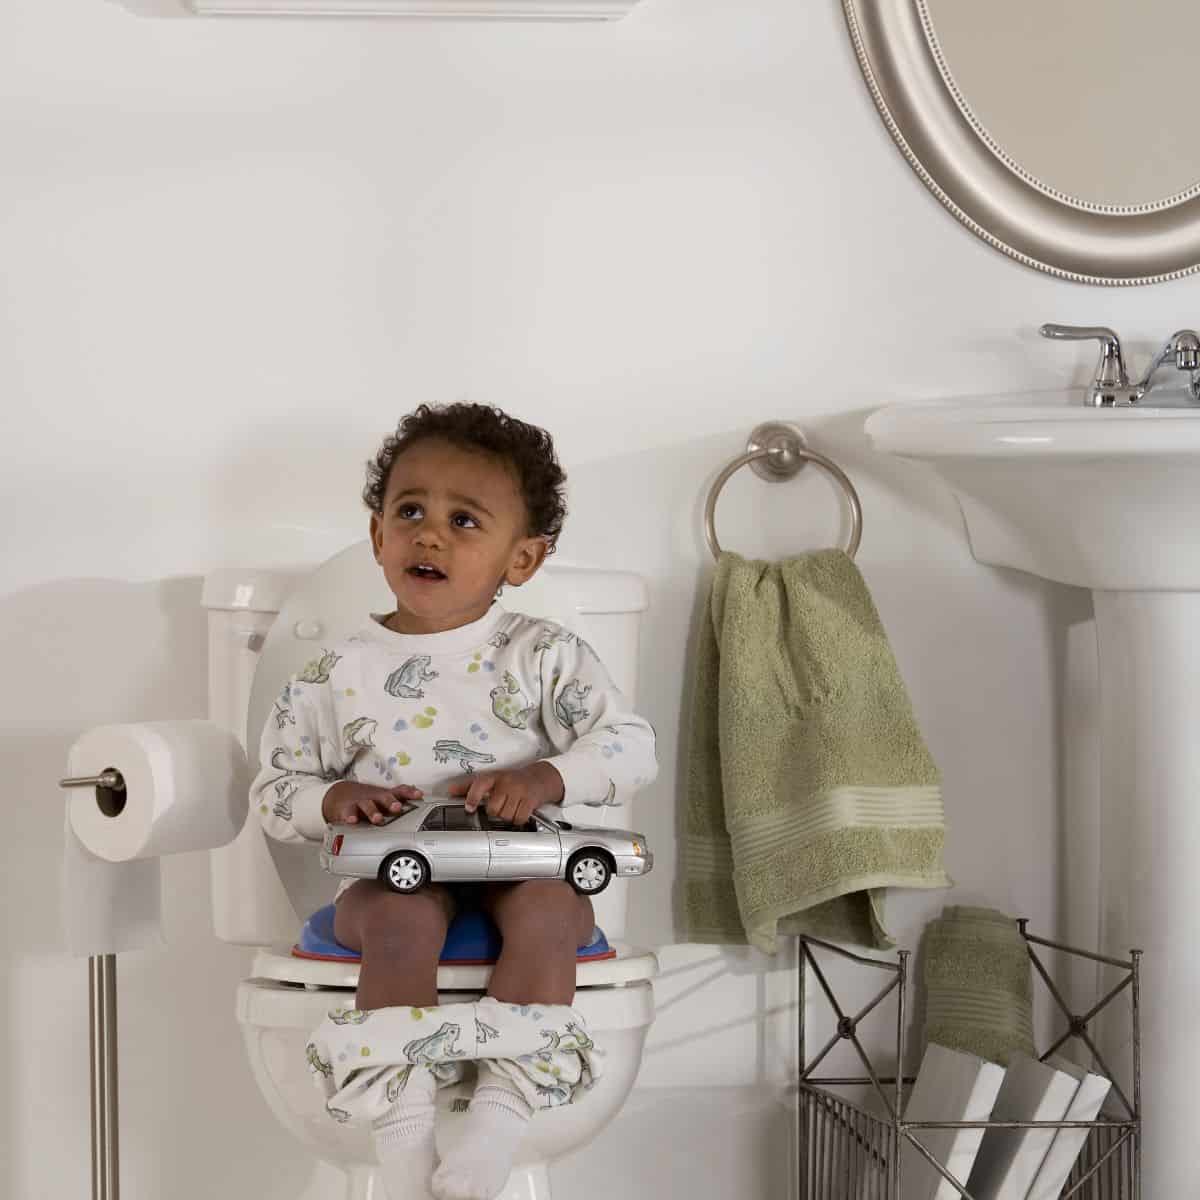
<box><xmin>864</xmin><ymin>395</ymin><xmax>1200</xmax><ymax>1199</ymax></box>
<box><xmin>1094</xmin><ymin>590</ymin><xmax>1200</xmax><ymax>1195</ymax></box>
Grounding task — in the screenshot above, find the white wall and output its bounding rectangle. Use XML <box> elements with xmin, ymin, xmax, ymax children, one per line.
<box><xmin>2</xmin><ymin>0</ymin><xmax>1183</xmax><ymax>1195</ymax></box>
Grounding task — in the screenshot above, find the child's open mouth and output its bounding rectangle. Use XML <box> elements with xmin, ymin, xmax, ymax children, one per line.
<box><xmin>408</xmin><ymin>564</ymin><xmax>447</xmax><ymax>582</ymax></box>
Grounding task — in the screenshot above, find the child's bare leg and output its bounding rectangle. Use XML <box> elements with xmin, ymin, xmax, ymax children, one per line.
<box><xmin>333</xmin><ymin>880</ymin><xmax>455</xmax><ymax>1010</ymax></box>
<box><xmin>482</xmin><ymin>879</ymin><xmax>594</xmax><ymax>1004</ymax></box>
<box><xmin>333</xmin><ymin>881</ymin><xmax>455</xmax><ymax>1200</ymax></box>
<box><xmin>432</xmin><ymin>881</ymin><xmax>593</xmax><ymax>1200</ymax></box>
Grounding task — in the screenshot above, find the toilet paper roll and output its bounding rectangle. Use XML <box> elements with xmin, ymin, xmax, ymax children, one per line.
<box><xmin>62</xmin><ymin>720</ymin><xmax>249</xmax><ymax>956</ymax></box>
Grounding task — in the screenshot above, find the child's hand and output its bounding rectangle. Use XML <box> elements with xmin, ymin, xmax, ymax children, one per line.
<box><xmin>447</xmin><ymin>761</ymin><xmax>565</xmax><ymax>826</ymax></box>
<box><xmin>322</xmin><ymin>780</ymin><xmax>423</xmax><ymax>825</ymax></box>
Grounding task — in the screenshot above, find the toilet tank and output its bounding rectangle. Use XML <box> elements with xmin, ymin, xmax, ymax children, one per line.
<box><xmin>203</xmin><ymin>542</ymin><xmax>649</xmax><ymax>949</ymax></box>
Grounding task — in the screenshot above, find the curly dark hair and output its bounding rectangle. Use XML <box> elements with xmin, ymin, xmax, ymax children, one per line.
<box><xmin>363</xmin><ymin>403</ymin><xmax>567</xmax><ymax>552</ymax></box>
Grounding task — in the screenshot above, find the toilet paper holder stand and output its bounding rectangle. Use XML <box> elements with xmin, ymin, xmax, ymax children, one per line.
<box><xmin>61</xmin><ymin>768</ymin><xmax>127</xmax><ymax>1200</ymax></box>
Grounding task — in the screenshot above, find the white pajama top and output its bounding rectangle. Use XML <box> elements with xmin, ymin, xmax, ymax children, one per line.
<box><xmin>250</xmin><ymin>604</ymin><xmax>658</xmax><ymax>890</ymax></box>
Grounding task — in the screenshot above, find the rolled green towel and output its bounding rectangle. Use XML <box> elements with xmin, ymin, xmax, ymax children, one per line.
<box><xmin>683</xmin><ymin>549</ymin><xmax>950</xmax><ymax>953</ymax></box>
<box><xmin>922</xmin><ymin>906</ymin><xmax>1034</xmax><ymax>1066</ymax></box>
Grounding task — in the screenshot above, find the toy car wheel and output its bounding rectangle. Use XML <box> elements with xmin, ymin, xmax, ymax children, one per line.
<box><xmin>380</xmin><ymin>851</ymin><xmax>429</xmax><ymax>894</ymax></box>
<box><xmin>566</xmin><ymin>851</ymin><xmax>612</xmax><ymax>896</ymax></box>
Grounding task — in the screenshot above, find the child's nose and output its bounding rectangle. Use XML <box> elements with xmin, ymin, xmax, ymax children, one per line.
<box><xmin>413</xmin><ymin>520</ymin><xmax>446</xmax><ymax>548</ymax></box>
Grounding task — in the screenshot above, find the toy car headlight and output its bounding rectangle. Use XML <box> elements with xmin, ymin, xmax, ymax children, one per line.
<box><xmin>631</xmin><ymin>839</ymin><xmax>645</xmax><ymax>858</ymax></box>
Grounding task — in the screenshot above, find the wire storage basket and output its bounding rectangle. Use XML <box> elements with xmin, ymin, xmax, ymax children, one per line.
<box><xmin>795</xmin><ymin>924</ymin><xmax>1141</xmax><ymax>1199</ymax></box>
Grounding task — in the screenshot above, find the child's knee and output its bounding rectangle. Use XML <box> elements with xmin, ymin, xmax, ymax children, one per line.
<box><xmin>356</xmin><ymin>885</ymin><xmax>454</xmax><ymax>953</ymax></box>
<box><xmin>493</xmin><ymin>880</ymin><xmax>592</xmax><ymax>944</ymax></box>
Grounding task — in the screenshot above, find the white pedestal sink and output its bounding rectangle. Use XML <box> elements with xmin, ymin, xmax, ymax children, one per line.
<box><xmin>866</xmin><ymin>391</ymin><xmax>1200</xmax><ymax>1198</ymax></box>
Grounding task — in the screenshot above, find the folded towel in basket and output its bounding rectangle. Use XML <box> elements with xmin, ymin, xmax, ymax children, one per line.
<box><xmin>683</xmin><ymin>549</ymin><xmax>950</xmax><ymax>953</ymax></box>
<box><xmin>922</xmin><ymin>905</ymin><xmax>1035</xmax><ymax>1066</ymax></box>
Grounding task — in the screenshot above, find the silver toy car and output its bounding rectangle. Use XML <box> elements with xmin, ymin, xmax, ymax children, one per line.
<box><xmin>319</xmin><ymin>798</ymin><xmax>653</xmax><ymax>896</ymax></box>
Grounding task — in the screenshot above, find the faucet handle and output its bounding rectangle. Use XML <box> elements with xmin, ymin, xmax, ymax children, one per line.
<box><xmin>1135</xmin><ymin>329</ymin><xmax>1200</xmax><ymax>403</ymax></box>
<box><xmin>1039</xmin><ymin>323</ymin><xmax>1137</xmax><ymax>406</ymax></box>
<box><xmin>1170</xmin><ymin>330</ymin><xmax>1200</xmax><ymax>371</ymax></box>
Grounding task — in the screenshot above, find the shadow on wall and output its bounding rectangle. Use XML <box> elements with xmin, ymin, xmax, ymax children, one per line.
<box><xmin>669</xmin><ymin>554</ymin><xmax>715</xmax><ymax>940</ymax></box>
<box><xmin>0</xmin><ymin>577</ymin><xmax>309</xmax><ymax>1200</ymax></box>
<box><xmin>558</xmin><ymin>1080</ymin><xmax>799</xmax><ymax>1199</ymax></box>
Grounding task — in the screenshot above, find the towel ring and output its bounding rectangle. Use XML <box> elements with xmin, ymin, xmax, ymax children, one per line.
<box><xmin>703</xmin><ymin>422</ymin><xmax>863</xmax><ymax>561</ymax></box>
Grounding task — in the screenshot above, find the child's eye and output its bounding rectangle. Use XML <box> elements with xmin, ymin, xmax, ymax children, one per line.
<box><xmin>452</xmin><ymin>512</ymin><xmax>480</xmax><ymax>529</ymax></box>
<box><xmin>396</xmin><ymin>503</ymin><xmax>423</xmax><ymax>520</ymax></box>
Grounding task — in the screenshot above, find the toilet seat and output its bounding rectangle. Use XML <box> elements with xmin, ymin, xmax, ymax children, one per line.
<box><xmin>292</xmin><ymin>905</ymin><xmax>618</xmax><ymax>966</ymax></box>
<box><xmin>248</xmin><ymin>940</ymin><xmax>659</xmax><ymax>994</ymax></box>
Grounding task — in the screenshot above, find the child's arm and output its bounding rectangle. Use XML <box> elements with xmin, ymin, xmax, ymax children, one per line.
<box><xmin>249</xmin><ymin>669</ymin><xmax>346</xmax><ymax>844</ymax></box>
<box><xmin>252</xmin><ymin>663</ymin><xmax>426</xmax><ymax>841</ymax></box>
<box><xmin>536</xmin><ymin>631</ymin><xmax>658</xmax><ymax>809</ymax></box>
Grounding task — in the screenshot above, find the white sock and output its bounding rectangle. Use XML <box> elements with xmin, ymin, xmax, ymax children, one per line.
<box><xmin>431</xmin><ymin>1068</ymin><xmax>533</xmax><ymax>1200</ymax></box>
<box><xmin>372</xmin><ymin>1065</ymin><xmax>439</xmax><ymax>1200</ymax></box>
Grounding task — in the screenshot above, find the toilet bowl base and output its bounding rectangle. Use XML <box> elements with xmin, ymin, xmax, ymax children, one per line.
<box><xmin>240</xmin><ymin>972</ymin><xmax>654</xmax><ymax>1200</ymax></box>
<box><xmin>300</xmin><ymin>1158</ymin><xmax>552</xmax><ymax>1200</ymax></box>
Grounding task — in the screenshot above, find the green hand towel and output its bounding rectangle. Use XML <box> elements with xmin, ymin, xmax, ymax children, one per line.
<box><xmin>922</xmin><ymin>906</ymin><xmax>1034</xmax><ymax>1066</ymax></box>
<box><xmin>684</xmin><ymin>549</ymin><xmax>950</xmax><ymax>953</ymax></box>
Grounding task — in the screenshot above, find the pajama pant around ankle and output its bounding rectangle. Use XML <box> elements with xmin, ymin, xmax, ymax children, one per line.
<box><xmin>306</xmin><ymin>996</ymin><xmax>603</xmax><ymax>1124</ymax></box>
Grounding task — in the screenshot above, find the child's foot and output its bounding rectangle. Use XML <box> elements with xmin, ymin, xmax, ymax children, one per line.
<box><xmin>431</xmin><ymin>1070</ymin><xmax>532</xmax><ymax>1200</ymax></box>
<box><xmin>372</xmin><ymin>1065</ymin><xmax>439</xmax><ymax>1200</ymax></box>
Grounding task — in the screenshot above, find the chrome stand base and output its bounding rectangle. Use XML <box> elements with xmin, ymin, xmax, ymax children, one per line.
<box><xmin>89</xmin><ymin>954</ymin><xmax>119</xmax><ymax>1200</ymax></box>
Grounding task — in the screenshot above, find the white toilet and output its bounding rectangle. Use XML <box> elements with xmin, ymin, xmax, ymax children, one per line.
<box><xmin>201</xmin><ymin>542</ymin><xmax>659</xmax><ymax>1200</ymax></box>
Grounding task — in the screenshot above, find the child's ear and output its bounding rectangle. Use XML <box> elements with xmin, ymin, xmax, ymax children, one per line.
<box><xmin>506</xmin><ymin>536</ymin><xmax>551</xmax><ymax>586</ymax></box>
<box><xmin>369</xmin><ymin>512</ymin><xmax>383</xmax><ymax>563</ymax></box>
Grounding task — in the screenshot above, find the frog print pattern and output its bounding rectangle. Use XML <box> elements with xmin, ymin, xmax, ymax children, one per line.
<box><xmin>542</xmin><ymin>1022</ymin><xmax>595</xmax><ymax>1055</ymax></box>
<box><xmin>490</xmin><ymin>670</ymin><xmax>536</xmax><ymax>730</ymax></box>
<box><xmin>554</xmin><ymin>679</ymin><xmax>592</xmax><ymax>729</ymax></box>
<box><xmin>272</xmin><ymin>778</ymin><xmax>298</xmax><ymax>822</ymax></box>
<box><xmin>534</xmin><ymin>625</ymin><xmax>576</xmax><ymax>655</ymax></box>
<box><xmin>342</xmin><ymin>717</ymin><xmax>377</xmax><ymax>756</ymax></box>
<box><xmin>433</xmin><ymin>739</ymin><xmax>498</xmax><ymax>773</ymax></box>
<box><xmin>329</xmin><ymin>1008</ymin><xmax>371</xmax><ymax>1026</ymax></box>
<box><xmin>514</xmin><ymin>1021</ymin><xmax>601</xmax><ymax>1107</ymax></box>
<box><xmin>385</xmin><ymin>1066</ymin><xmax>415</xmax><ymax>1104</ymax></box>
<box><xmin>404</xmin><ymin>1022</ymin><xmax>466</xmax><ymax>1064</ymax></box>
<box><xmin>306</xmin><ymin>1042</ymin><xmax>333</xmax><ymax>1078</ymax></box>
<box><xmin>273</xmin><ymin>684</ymin><xmax>295</xmax><ymax>730</ymax></box>
<box><xmin>534</xmin><ymin>624</ymin><xmax>601</xmax><ymax>663</ymax></box>
<box><xmin>487</xmin><ymin>631</ymin><xmax>511</xmax><ymax>649</ymax></box>
<box><xmin>264</xmin><ymin>746</ymin><xmax>341</xmax><ymax>823</ymax></box>
<box><xmin>306</xmin><ymin>998</ymin><xmax>603</xmax><ymax>1125</ymax></box>
<box><xmin>527</xmin><ymin>1076</ymin><xmax>572</xmax><ymax>1107</ymax></box>
<box><xmin>385</xmin><ymin>655</ymin><xmax>438</xmax><ymax>699</ymax></box>
<box><xmin>298</xmin><ymin>650</ymin><xmax>341</xmax><ymax>684</ymax></box>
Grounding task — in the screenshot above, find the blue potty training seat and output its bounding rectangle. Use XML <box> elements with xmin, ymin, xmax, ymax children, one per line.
<box><xmin>293</xmin><ymin>904</ymin><xmax>615</xmax><ymax>965</ymax></box>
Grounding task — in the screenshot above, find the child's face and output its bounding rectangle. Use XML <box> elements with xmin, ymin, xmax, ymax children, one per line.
<box><xmin>370</xmin><ymin>437</ymin><xmax>549</xmax><ymax>634</ymax></box>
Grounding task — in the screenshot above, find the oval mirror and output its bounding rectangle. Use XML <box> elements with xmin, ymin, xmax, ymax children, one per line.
<box><xmin>844</xmin><ymin>0</ymin><xmax>1200</xmax><ymax>285</ymax></box>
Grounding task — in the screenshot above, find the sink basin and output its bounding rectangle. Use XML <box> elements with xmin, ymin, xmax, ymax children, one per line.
<box><xmin>866</xmin><ymin>390</ymin><xmax>1200</xmax><ymax>1198</ymax></box>
<box><xmin>865</xmin><ymin>390</ymin><xmax>1200</xmax><ymax>589</ymax></box>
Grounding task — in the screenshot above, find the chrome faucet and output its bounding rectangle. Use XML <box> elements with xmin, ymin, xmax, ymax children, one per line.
<box><xmin>1040</xmin><ymin>323</ymin><xmax>1200</xmax><ymax>406</ymax></box>
<box><xmin>1134</xmin><ymin>330</ymin><xmax>1200</xmax><ymax>404</ymax></box>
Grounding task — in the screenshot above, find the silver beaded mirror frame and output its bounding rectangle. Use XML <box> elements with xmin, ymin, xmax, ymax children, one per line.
<box><xmin>843</xmin><ymin>0</ymin><xmax>1200</xmax><ymax>286</ymax></box>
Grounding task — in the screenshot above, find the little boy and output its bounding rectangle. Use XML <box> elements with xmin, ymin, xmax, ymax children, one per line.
<box><xmin>250</xmin><ymin>403</ymin><xmax>658</xmax><ymax>1200</ymax></box>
